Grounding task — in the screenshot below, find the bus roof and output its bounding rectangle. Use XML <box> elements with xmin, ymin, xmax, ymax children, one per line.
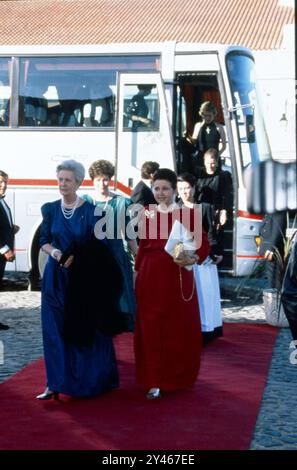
<box><xmin>0</xmin><ymin>42</ymin><xmax>253</xmax><ymax>57</ymax></box>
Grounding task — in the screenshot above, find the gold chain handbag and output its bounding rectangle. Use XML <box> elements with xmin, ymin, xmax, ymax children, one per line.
<box><xmin>178</xmin><ymin>266</ymin><xmax>195</xmax><ymax>302</ymax></box>
<box><xmin>173</xmin><ymin>242</ymin><xmax>196</xmax><ymax>301</ymax></box>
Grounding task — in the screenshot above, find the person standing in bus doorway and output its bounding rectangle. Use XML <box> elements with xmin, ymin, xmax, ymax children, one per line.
<box><xmin>36</xmin><ymin>159</ymin><xmax>123</xmax><ymax>400</ymax></box>
<box><xmin>130</xmin><ymin>161</ymin><xmax>160</xmax><ymax>207</ymax></box>
<box><xmin>195</xmin><ymin>149</ymin><xmax>233</xmax><ymax>264</ymax></box>
<box><xmin>0</xmin><ymin>170</ymin><xmax>20</xmax><ymax>329</ymax></box>
<box><xmin>187</xmin><ymin>101</ymin><xmax>226</xmax><ymax>174</ymax></box>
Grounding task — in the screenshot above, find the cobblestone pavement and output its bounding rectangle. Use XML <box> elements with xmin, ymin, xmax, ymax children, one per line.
<box><xmin>0</xmin><ymin>273</ymin><xmax>296</xmax><ymax>450</ymax></box>
<box><xmin>250</xmin><ymin>328</ymin><xmax>297</xmax><ymax>450</ymax></box>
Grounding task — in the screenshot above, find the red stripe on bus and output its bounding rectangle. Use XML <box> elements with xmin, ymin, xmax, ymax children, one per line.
<box><xmin>116</xmin><ymin>181</ymin><xmax>132</xmax><ymax>196</ymax></box>
<box><xmin>237</xmin><ymin>210</ymin><xmax>263</xmax><ymax>221</ymax></box>
<box><xmin>9</xmin><ymin>178</ymin><xmax>132</xmax><ymax>196</ymax></box>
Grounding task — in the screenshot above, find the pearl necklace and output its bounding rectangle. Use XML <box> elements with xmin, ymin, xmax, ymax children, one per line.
<box><xmin>61</xmin><ymin>196</ymin><xmax>80</xmax><ymax>219</ymax></box>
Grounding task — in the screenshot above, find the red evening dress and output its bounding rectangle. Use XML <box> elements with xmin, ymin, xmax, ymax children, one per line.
<box><xmin>134</xmin><ymin>206</ymin><xmax>210</xmax><ymax>391</ymax></box>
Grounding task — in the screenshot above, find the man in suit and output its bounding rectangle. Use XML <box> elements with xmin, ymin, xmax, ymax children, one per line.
<box><xmin>0</xmin><ymin>170</ymin><xmax>19</xmax><ymax>329</ymax></box>
<box><xmin>281</xmin><ymin>229</ymin><xmax>297</xmax><ymax>341</ymax></box>
<box><xmin>259</xmin><ymin>211</ymin><xmax>287</xmax><ymax>290</ymax></box>
<box><xmin>130</xmin><ymin>161</ymin><xmax>159</xmax><ymax>207</ymax></box>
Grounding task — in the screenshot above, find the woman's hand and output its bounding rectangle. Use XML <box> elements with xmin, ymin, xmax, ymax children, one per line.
<box><xmin>211</xmin><ymin>254</ymin><xmax>223</xmax><ymax>265</ymax></box>
<box><xmin>185</xmin><ymin>133</ymin><xmax>195</xmax><ymax>145</ymax></box>
<box><xmin>51</xmin><ymin>248</ymin><xmax>62</xmax><ymax>263</ymax></box>
<box><xmin>174</xmin><ymin>254</ymin><xmax>198</xmax><ymax>267</ymax></box>
<box><xmin>4</xmin><ymin>249</ymin><xmax>15</xmax><ymax>262</ymax></box>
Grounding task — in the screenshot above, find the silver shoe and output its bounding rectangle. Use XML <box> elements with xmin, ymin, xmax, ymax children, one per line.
<box><xmin>36</xmin><ymin>387</ymin><xmax>59</xmax><ymax>400</ymax></box>
<box><xmin>146</xmin><ymin>388</ymin><xmax>161</xmax><ymax>400</ymax></box>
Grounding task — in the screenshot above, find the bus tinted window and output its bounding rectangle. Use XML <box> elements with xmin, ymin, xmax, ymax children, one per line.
<box><xmin>18</xmin><ymin>55</ymin><xmax>159</xmax><ymax>128</ymax></box>
<box><xmin>0</xmin><ymin>58</ymin><xmax>11</xmax><ymax>126</ymax></box>
<box><xmin>226</xmin><ymin>52</ymin><xmax>271</xmax><ymax>167</ymax></box>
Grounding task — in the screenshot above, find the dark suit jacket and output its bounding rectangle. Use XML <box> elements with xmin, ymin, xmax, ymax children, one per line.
<box><xmin>259</xmin><ymin>212</ymin><xmax>287</xmax><ymax>256</ymax></box>
<box><xmin>281</xmin><ymin>237</ymin><xmax>297</xmax><ymax>340</ymax></box>
<box><xmin>130</xmin><ymin>180</ymin><xmax>156</xmax><ymax>206</ymax></box>
<box><xmin>0</xmin><ymin>198</ymin><xmax>14</xmax><ymax>252</ymax></box>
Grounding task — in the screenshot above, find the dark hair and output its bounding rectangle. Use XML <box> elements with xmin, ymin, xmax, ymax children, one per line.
<box><xmin>0</xmin><ymin>170</ymin><xmax>8</xmax><ymax>180</ymax></box>
<box><xmin>152</xmin><ymin>168</ymin><xmax>177</xmax><ymax>190</ymax></box>
<box><xmin>177</xmin><ymin>172</ymin><xmax>196</xmax><ymax>188</ymax></box>
<box><xmin>138</xmin><ymin>84</ymin><xmax>153</xmax><ymax>92</ymax></box>
<box><xmin>88</xmin><ymin>159</ymin><xmax>114</xmax><ymax>180</ymax></box>
<box><xmin>141</xmin><ymin>161</ymin><xmax>160</xmax><ymax>179</ymax></box>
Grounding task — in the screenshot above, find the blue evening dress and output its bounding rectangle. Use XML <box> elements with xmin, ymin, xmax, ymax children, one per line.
<box><xmin>40</xmin><ymin>199</ymin><xmax>119</xmax><ymax>397</ymax></box>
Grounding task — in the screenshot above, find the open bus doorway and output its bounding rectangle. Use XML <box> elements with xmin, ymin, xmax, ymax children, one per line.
<box><xmin>174</xmin><ymin>73</ymin><xmax>229</xmax><ymax>171</ymax></box>
<box><xmin>174</xmin><ymin>73</ymin><xmax>234</xmax><ymax>272</ymax></box>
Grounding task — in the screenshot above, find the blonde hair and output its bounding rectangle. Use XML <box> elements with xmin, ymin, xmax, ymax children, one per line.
<box><xmin>199</xmin><ymin>101</ymin><xmax>217</xmax><ymax>117</ymax></box>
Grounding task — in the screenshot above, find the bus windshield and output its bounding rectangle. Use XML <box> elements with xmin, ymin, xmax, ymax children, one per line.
<box><xmin>226</xmin><ymin>51</ymin><xmax>271</xmax><ymax>168</ymax></box>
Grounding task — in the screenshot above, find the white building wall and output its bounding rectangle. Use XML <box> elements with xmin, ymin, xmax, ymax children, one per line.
<box><xmin>254</xmin><ymin>24</ymin><xmax>295</xmax><ymax>162</ymax></box>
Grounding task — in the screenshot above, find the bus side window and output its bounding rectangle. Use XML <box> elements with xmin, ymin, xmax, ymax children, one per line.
<box><xmin>82</xmin><ymin>81</ymin><xmax>114</xmax><ymax>127</ymax></box>
<box><xmin>19</xmin><ymin>83</ymin><xmax>48</xmax><ymax>127</ymax></box>
<box><xmin>55</xmin><ymin>82</ymin><xmax>83</xmax><ymax>127</ymax></box>
<box><xmin>0</xmin><ymin>58</ymin><xmax>12</xmax><ymax>126</ymax></box>
<box><xmin>83</xmin><ymin>98</ymin><xmax>111</xmax><ymax>127</ymax></box>
<box><xmin>0</xmin><ymin>82</ymin><xmax>8</xmax><ymax>126</ymax></box>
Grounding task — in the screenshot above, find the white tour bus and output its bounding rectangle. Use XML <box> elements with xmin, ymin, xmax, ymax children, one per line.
<box><xmin>0</xmin><ymin>42</ymin><xmax>271</xmax><ymax>284</ymax></box>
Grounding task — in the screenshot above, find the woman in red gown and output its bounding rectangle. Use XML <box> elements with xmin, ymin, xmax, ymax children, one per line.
<box><xmin>134</xmin><ymin>168</ymin><xmax>210</xmax><ymax>399</ymax></box>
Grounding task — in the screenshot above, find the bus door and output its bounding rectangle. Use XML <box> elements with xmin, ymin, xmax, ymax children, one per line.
<box><xmin>115</xmin><ymin>72</ymin><xmax>175</xmax><ymax>193</ymax></box>
<box><xmin>174</xmin><ymin>72</ymin><xmax>235</xmax><ymax>273</ymax></box>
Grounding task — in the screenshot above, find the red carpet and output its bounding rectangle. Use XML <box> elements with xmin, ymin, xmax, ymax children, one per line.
<box><xmin>0</xmin><ymin>323</ymin><xmax>277</xmax><ymax>450</ymax></box>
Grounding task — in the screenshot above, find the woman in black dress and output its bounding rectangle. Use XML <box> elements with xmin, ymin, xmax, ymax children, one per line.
<box><xmin>189</xmin><ymin>101</ymin><xmax>226</xmax><ymax>173</ymax></box>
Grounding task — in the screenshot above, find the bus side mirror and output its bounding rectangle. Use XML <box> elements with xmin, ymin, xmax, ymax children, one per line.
<box><xmin>245</xmin><ymin>160</ymin><xmax>297</xmax><ymax>214</ymax></box>
<box><xmin>245</xmin><ymin>114</ymin><xmax>255</xmax><ymax>143</ymax></box>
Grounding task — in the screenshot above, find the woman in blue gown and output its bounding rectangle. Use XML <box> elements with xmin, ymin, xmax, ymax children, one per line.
<box><xmin>83</xmin><ymin>159</ymin><xmax>137</xmax><ymax>332</ymax></box>
<box><xmin>36</xmin><ymin>159</ymin><xmax>119</xmax><ymax>400</ymax></box>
